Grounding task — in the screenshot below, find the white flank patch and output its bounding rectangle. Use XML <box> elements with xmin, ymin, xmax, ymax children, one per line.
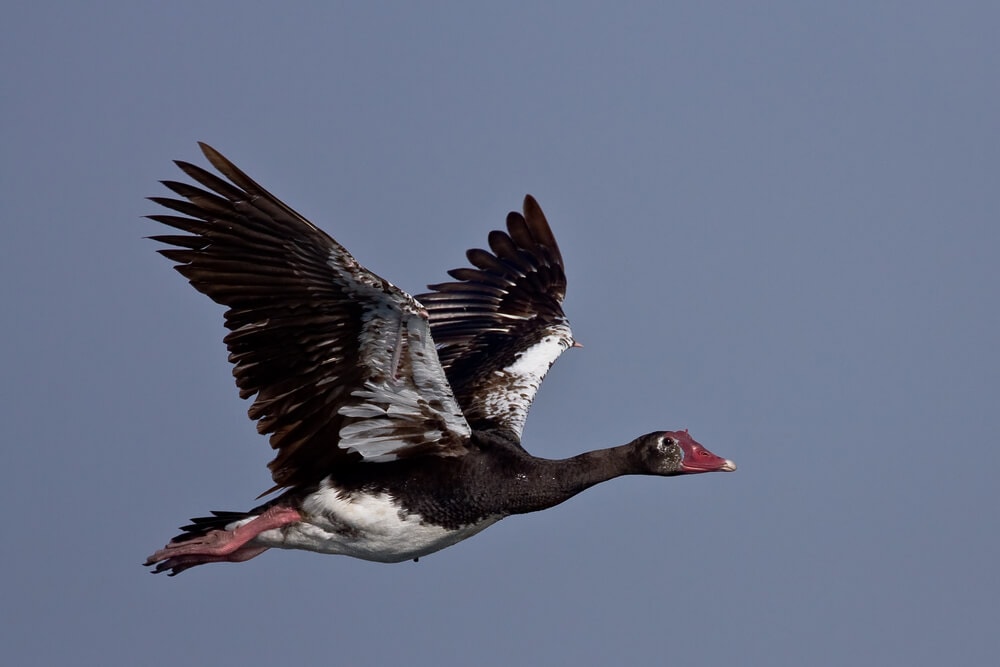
<box><xmin>481</xmin><ymin>323</ymin><xmax>574</xmax><ymax>436</ymax></box>
<box><xmin>248</xmin><ymin>480</ymin><xmax>498</xmax><ymax>563</ymax></box>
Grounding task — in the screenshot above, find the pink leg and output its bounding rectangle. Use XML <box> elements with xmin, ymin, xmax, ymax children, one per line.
<box><xmin>145</xmin><ymin>505</ymin><xmax>302</xmax><ymax>576</ymax></box>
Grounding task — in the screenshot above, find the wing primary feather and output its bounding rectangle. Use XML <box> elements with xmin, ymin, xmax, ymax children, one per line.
<box><xmin>148</xmin><ymin>144</ymin><xmax>473</xmax><ymax>490</ymax></box>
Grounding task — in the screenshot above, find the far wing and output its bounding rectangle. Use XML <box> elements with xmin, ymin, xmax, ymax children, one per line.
<box><xmin>415</xmin><ymin>196</ymin><xmax>574</xmax><ymax>436</ymax></box>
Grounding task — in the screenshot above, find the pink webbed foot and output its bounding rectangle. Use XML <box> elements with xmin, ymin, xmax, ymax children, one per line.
<box><xmin>144</xmin><ymin>505</ymin><xmax>302</xmax><ymax>576</ymax></box>
<box><xmin>148</xmin><ymin>544</ymin><xmax>270</xmax><ymax>576</ymax></box>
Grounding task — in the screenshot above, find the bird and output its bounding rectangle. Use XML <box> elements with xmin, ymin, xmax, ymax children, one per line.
<box><xmin>143</xmin><ymin>143</ymin><xmax>736</xmax><ymax>576</ymax></box>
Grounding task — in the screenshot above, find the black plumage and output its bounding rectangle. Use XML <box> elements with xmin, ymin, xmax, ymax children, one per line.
<box><xmin>143</xmin><ymin>144</ymin><xmax>735</xmax><ymax>576</ymax></box>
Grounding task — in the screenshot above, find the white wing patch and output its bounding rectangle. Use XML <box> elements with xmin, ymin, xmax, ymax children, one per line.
<box><xmin>325</xmin><ymin>250</ymin><xmax>472</xmax><ymax>461</ymax></box>
<box><xmin>480</xmin><ymin>323</ymin><xmax>574</xmax><ymax>437</ymax></box>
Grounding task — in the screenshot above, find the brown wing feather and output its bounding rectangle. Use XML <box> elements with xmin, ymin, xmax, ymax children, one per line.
<box><xmin>415</xmin><ymin>196</ymin><xmax>573</xmax><ymax>435</ymax></box>
<box><xmin>148</xmin><ymin>143</ymin><xmax>470</xmax><ymax>490</ymax></box>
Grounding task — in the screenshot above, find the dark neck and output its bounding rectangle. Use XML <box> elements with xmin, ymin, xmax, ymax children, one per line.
<box><xmin>500</xmin><ymin>444</ymin><xmax>640</xmax><ymax>516</ymax></box>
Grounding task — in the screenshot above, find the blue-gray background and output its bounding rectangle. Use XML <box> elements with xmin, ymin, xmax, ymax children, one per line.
<box><xmin>3</xmin><ymin>2</ymin><xmax>997</xmax><ymax>665</ymax></box>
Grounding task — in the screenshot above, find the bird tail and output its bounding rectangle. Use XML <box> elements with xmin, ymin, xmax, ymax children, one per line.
<box><xmin>169</xmin><ymin>510</ymin><xmax>256</xmax><ymax>542</ymax></box>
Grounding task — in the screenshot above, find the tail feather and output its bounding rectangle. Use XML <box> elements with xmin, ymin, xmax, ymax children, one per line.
<box><xmin>172</xmin><ymin>510</ymin><xmax>254</xmax><ymax>542</ymax></box>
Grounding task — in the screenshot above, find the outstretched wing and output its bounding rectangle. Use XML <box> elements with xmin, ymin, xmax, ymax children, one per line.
<box><xmin>415</xmin><ymin>196</ymin><xmax>574</xmax><ymax>436</ymax></box>
<box><xmin>148</xmin><ymin>143</ymin><xmax>471</xmax><ymax>490</ymax></box>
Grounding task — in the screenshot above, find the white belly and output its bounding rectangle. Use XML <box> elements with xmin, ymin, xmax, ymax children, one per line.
<box><xmin>242</xmin><ymin>483</ymin><xmax>499</xmax><ymax>563</ymax></box>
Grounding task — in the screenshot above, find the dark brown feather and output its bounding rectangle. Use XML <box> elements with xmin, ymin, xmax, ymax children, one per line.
<box><xmin>416</xmin><ymin>195</ymin><xmax>570</xmax><ymax>432</ymax></box>
<box><xmin>148</xmin><ymin>144</ymin><xmax>471</xmax><ymax>490</ymax></box>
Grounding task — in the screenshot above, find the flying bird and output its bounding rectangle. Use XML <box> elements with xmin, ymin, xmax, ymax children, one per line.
<box><xmin>143</xmin><ymin>143</ymin><xmax>735</xmax><ymax>575</ymax></box>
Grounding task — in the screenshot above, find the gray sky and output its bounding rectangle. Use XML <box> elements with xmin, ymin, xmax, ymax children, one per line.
<box><xmin>3</xmin><ymin>2</ymin><xmax>997</xmax><ymax>665</ymax></box>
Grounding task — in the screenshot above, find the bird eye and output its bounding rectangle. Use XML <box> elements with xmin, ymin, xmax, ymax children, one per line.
<box><xmin>662</xmin><ymin>437</ymin><xmax>676</xmax><ymax>446</ymax></box>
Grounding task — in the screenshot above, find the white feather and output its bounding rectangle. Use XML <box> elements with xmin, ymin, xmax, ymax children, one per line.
<box><xmin>242</xmin><ymin>480</ymin><xmax>498</xmax><ymax>563</ymax></box>
<box><xmin>480</xmin><ymin>323</ymin><xmax>574</xmax><ymax>436</ymax></box>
